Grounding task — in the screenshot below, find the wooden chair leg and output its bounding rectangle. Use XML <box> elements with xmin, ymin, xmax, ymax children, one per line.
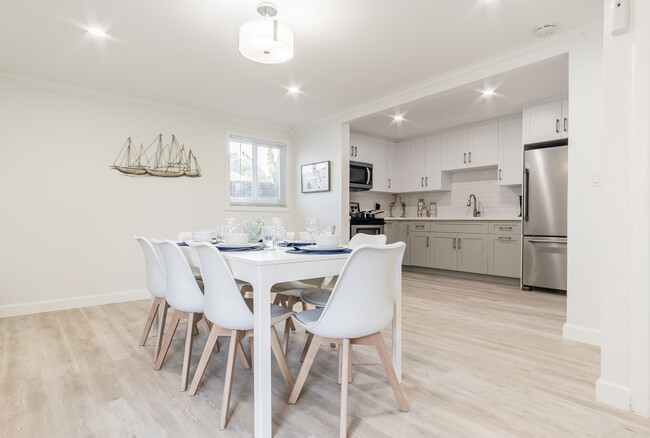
<box><xmin>282</xmin><ymin>317</ymin><xmax>291</xmax><ymax>355</ymax></box>
<box><xmin>301</xmin><ymin>301</ymin><xmax>308</xmax><ymax>311</ymax></box>
<box><xmin>220</xmin><ymin>330</ymin><xmax>242</xmax><ymax>430</ymax></box>
<box><xmin>181</xmin><ymin>313</ymin><xmax>197</xmax><ymax>391</ymax></box>
<box><xmin>340</xmin><ymin>338</ymin><xmax>351</xmax><ymax>438</ymax></box>
<box><xmin>139</xmin><ymin>297</ymin><xmax>160</xmax><ymax>346</ymax></box>
<box><xmin>236</xmin><ymin>341</ymin><xmax>251</xmax><ymax>370</ymax></box>
<box><xmin>153</xmin><ymin>300</ymin><xmax>169</xmax><ymax>362</ymax></box>
<box><xmin>249</xmin><ymin>337</ymin><xmax>254</xmax><ymax>369</ymax></box>
<box><xmin>300</xmin><ymin>332</ymin><xmax>314</xmax><ymax>362</ymax></box>
<box><xmin>371</xmin><ymin>332</ymin><xmax>409</xmax><ymax>412</ymax></box>
<box><xmin>270</xmin><ymin>326</ymin><xmax>294</xmax><ymax>392</ymax></box>
<box><xmin>154</xmin><ymin>309</ymin><xmax>181</xmax><ymax>370</ymax></box>
<box><xmin>188</xmin><ymin>325</ymin><xmax>222</xmax><ymax>395</ymax></box>
<box><xmin>288</xmin><ymin>335</ymin><xmax>323</xmax><ymax>404</ymax></box>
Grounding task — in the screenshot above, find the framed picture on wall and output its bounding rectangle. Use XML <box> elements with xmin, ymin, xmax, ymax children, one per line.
<box><xmin>301</xmin><ymin>161</ymin><xmax>331</xmax><ymax>193</ymax></box>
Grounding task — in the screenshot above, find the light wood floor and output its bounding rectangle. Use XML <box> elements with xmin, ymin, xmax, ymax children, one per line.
<box><xmin>2</xmin><ymin>272</ymin><xmax>650</xmax><ymax>437</ymax></box>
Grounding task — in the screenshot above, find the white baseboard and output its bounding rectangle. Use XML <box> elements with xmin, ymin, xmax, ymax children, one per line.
<box><xmin>563</xmin><ymin>323</ymin><xmax>601</xmax><ymax>346</ymax></box>
<box><xmin>597</xmin><ymin>378</ymin><xmax>631</xmax><ymax>411</ymax></box>
<box><xmin>0</xmin><ymin>289</ymin><xmax>151</xmax><ymax>318</ymax></box>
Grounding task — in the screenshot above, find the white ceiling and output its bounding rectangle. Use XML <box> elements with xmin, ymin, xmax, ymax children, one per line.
<box><xmin>0</xmin><ymin>1</ymin><xmax>601</xmax><ymax>129</ymax></box>
<box><xmin>350</xmin><ymin>54</ymin><xmax>569</xmax><ymax>140</ymax></box>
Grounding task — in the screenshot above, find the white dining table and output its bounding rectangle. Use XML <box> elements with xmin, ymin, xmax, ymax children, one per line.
<box><xmin>219</xmin><ymin>246</ymin><xmax>403</xmax><ymax>438</ymax></box>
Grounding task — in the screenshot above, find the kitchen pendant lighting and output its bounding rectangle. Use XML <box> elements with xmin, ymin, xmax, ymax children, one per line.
<box><xmin>239</xmin><ymin>2</ymin><xmax>294</xmax><ymax>64</ymax></box>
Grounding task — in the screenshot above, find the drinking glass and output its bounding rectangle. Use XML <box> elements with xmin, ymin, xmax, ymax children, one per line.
<box><xmin>261</xmin><ymin>226</ymin><xmax>275</xmax><ymax>249</ymax></box>
<box><xmin>274</xmin><ymin>224</ymin><xmax>287</xmax><ymax>247</ymax></box>
<box><xmin>305</xmin><ymin>217</ymin><xmax>319</xmax><ymax>244</ymax></box>
<box><xmin>214</xmin><ymin>225</ymin><xmax>225</xmax><ymax>243</ymax></box>
<box><xmin>225</xmin><ymin>218</ymin><xmax>238</xmax><ymax>234</ymax></box>
<box><xmin>323</xmin><ymin>225</ymin><xmax>336</xmax><ymax>235</ymax></box>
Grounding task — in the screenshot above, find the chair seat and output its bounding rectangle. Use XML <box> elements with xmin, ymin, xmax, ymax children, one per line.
<box><xmin>243</xmin><ymin>298</ymin><xmax>296</xmax><ymax>326</ymax></box>
<box><xmin>300</xmin><ymin>288</ymin><xmax>332</xmax><ymax>307</ymax></box>
<box><xmin>292</xmin><ymin>307</ymin><xmax>323</xmax><ymax>329</ymax></box>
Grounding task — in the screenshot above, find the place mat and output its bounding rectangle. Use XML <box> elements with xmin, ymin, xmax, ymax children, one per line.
<box><xmin>278</xmin><ymin>241</ymin><xmax>311</xmax><ymax>248</ymax></box>
<box><xmin>286</xmin><ymin>247</ymin><xmax>352</xmax><ymax>255</ymax></box>
<box><xmin>177</xmin><ymin>242</ymin><xmax>265</xmax><ymax>252</ymax></box>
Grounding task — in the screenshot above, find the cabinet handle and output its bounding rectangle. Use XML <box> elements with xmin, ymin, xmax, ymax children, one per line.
<box><xmin>407</xmin><ymin>225</ymin><xmax>410</xmax><ymax>236</ymax></box>
<box><xmin>426</xmin><ymin>236</ymin><xmax>430</xmax><ymax>247</ymax></box>
<box><xmin>421</xmin><ymin>177</ymin><xmax>424</xmax><ymax>187</ymax></box>
<box><xmin>453</xmin><ymin>237</ymin><xmax>456</xmax><ymax>249</ymax></box>
<box><xmin>556</xmin><ymin>119</ymin><xmax>560</xmax><ymax>133</ymax></box>
<box><xmin>458</xmin><ymin>238</ymin><xmax>461</xmax><ymax>250</ymax></box>
<box><xmin>463</xmin><ymin>152</ymin><xmax>467</xmax><ymax>164</ymax></box>
<box><xmin>468</xmin><ymin>152</ymin><xmax>472</xmax><ymax>163</ymax></box>
<box><xmin>563</xmin><ymin>117</ymin><xmax>568</xmax><ymax>133</ymax></box>
<box><xmin>351</xmin><ymin>146</ymin><xmax>354</xmax><ymax>157</ymax></box>
<box><xmin>498</xmin><ymin>226</ymin><xmax>512</xmax><ymax>230</ymax></box>
<box><xmin>415</xmin><ymin>225</ymin><xmax>424</xmax><ymax>229</ymax></box>
<box><xmin>388</xmin><ymin>178</ymin><xmax>391</xmax><ymax>189</ymax></box>
<box><xmin>355</xmin><ymin>146</ymin><xmax>358</xmax><ymax>157</ymax></box>
<box><xmin>498</xmin><ymin>236</ymin><xmax>512</xmax><ymax>240</ymax></box>
<box><xmin>499</xmin><ymin>169</ymin><xmax>502</xmax><ymax>180</ymax></box>
<box><xmin>425</xmin><ymin>176</ymin><xmax>428</xmax><ymax>186</ymax></box>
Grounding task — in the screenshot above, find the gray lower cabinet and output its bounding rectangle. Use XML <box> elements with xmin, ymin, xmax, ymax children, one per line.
<box><xmin>385</xmin><ymin>221</ymin><xmax>411</xmax><ymax>266</ymax></box>
<box><xmin>487</xmin><ymin>221</ymin><xmax>521</xmax><ymax>278</ymax></box>
<box><xmin>431</xmin><ymin>232</ymin><xmax>488</xmax><ymax>274</ymax></box>
<box><xmin>431</xmin><ymin>232</ymin><xmax>457</xmax><ymax>270</ymax></box>
<box><xmin>409</xmin><ymin>231</ymin><xmax>431</xmax><ymax>267</ymax></box>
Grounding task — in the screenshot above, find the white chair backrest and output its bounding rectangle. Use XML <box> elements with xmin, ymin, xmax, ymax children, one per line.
<box><xmin>312</xmin><ymin>242</ymin><xmax>405</xmax><ymax>339</ymax></box>
<box><xmin>178</xmin><ymin>231</ymin><xmax>202</xmax><ymax>268</ymax></box>
<box><xmin>190</xmin><ymin>242</ymin><xmax>254</xmax><ymax>330</ymax></box>
<box><xmin>153</xmin><ymin>240</ymin><xmax>205</xmax><ymax>313</ymax></box>
<box><xmin>348</xmin><ymin>233</ymin><xmax>387</xmax><ymax>247</ymax></box>
<box><xmin>134</xmin><ymin>235</ymin><xmax>166</xmax><ymax>298</ymax></box>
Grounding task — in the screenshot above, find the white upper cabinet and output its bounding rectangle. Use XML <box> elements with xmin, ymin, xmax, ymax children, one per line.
<box><xmin>369</xmin><ymin>137</ymin><xmax>388</xmax><ymax>192</ymax></box>
<box><xmin>441</xmin><ymin>123</ymin><xmax>498</xmax><ymax>171</ymax></box>
<box><xmin>441</xmin><ymin>129</ymin><xmax>468</xmax><ymax>171</ymax></box>
<box><xmin>349</xmin><ymin>133</ymin><xmax>370</xmax><ymax>162</ymax></box>
<box><xmin>389</xmin><ymin>141</ymin><xmax>410</xmax><ymax>193</ymax></box>
<box><xmin>522</xmin><ymin>98</ymin><xmax>568</xmax><ymax>144</ymax></box>
<box><xmin>425</xmin><ymin>135</ymin><xmax>451</xmax><ymax>191</ymax></box>
<box><xmin>409</xmin><ymin>137</ymin><xmax>427</xmax><ymax>191</ymax></box>
<box><xmin>386</xmin><ymin>140</ymin><xmax>398</xmax><ymax>192</ymax></box>
<box><xmin>497</xmin><ymin>117</ymin><xmax>523</xmax><ymax>186</ymax></box>
<box><xmin>467</xmin><ymin>123</ymin><xmax>498</xmax><ymax>168</ymax></box>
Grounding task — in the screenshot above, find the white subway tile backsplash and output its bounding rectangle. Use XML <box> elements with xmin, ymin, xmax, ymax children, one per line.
<box><xmin>350</xmin><ymin>168</ymin><xmax>521</xmax><ymax>218</ymax></box>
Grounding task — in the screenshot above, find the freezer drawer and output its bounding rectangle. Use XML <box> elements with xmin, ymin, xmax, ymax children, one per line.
<box><xmin>522</xmin><ymin>236</ymin><xmax>567</xmax><ymax>290</ymax></box>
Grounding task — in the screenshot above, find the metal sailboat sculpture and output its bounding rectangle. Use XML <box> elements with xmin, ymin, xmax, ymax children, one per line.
<box><xmin>111</xmin><ymin>134</ymin><xmax>201</xmax><ymax>178</ymax></box>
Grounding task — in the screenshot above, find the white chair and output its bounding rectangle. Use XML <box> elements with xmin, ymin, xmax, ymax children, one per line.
<box><xmin>179</xmin><ymin>230</ymin><xmax>253</xmax><ymax>296</ymax></box>
<box><xmin>152</xmin><ymin>239</ymin><xmax>214</xmax><ymax>391</ymax></box>
<box><xmin>187</xmin><ymin>242</ymin><xmax>295</xmax><ymax>430</ymax></box>
<box><xmin>300</xmin><ymin>233</ymin><xmax>388</xmax><ymax>308</ymax></box>
<box><xmin>288</xmin><ymin>243</ymin><xmax>409</xmax><ymax>438</ymax></box>
<box><xmin>134</xmin><ymin>235</ymin><xmax>169</xmax><ymax>362</ymax></box>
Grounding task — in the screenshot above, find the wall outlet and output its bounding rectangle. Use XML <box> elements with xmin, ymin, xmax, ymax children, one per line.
<box><xmin>610</xmin><ymin>0</ymin><xmax>630</xmax><ymax>36</ymax></box>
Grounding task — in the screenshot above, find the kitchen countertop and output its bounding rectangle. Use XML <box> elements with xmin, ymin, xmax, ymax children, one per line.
<box><xmin>383</xmin><ymin>217</ymin><xmax>521</xmax><ymax>221</ymax></box>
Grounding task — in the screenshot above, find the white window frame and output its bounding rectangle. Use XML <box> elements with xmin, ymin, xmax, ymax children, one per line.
<box><xmin>227</xmin><ymin>133</ymin><xmax>289</xmax><ymax>210</ymax></box>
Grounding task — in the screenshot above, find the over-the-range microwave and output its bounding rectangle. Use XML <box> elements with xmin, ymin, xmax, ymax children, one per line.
<box><xmin>350</xmin><ymin>161</ymin><xmax>373</xmax><ymax>191</ymax></box>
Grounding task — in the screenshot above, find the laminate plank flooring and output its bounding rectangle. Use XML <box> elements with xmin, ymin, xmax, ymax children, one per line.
<box><xmin>2</xmin><ymin>271</ymin><xmax>650</xmax><ymax>437</ymax></box>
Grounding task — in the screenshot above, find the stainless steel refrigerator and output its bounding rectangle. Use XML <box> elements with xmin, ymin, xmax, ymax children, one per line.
<box><xmin>522</xmin><ymin>139</ymin><xmax>568</xmax><ymax>291</ymax></box>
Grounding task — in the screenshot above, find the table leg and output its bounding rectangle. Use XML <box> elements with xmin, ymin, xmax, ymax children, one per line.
<box><xmin>253</xmin><ymin>268</ymin><xmax>273</xmax><ymax>438</ymax></box>
<box><xmin>392</xmin><ymin>271</ymin><xmax>402</xmax><ymax>383</ymax></box>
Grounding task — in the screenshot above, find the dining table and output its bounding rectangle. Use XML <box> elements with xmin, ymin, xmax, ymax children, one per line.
<box><xmin>217</xmin><ymin>245</ymin><xmax>404</xmax><ymax>438</ymax></box>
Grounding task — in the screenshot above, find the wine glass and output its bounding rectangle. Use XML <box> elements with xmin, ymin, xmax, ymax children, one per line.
<box><xmin>261</xmin><ymin>226</ymin><xmax>275</xmax><ymax>250</ymax></box>
<box><xmin>274</xmin><ymin>224</ymin><xmax>287</xmax><ymax>247</ymax></box>
<box><xmin>305</xmin><ymin>217</ymin><xmax>319</xmax><ymax>244</ymax></box>
<box><xmin>225</xmin><ymin>218</ymin><xmax>238</xmax><ymax>234</ymax></box>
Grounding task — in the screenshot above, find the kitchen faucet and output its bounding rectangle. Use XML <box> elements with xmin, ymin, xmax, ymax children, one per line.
<box><xmin>467</xmin><ymin>194</ymin><xmax>481</xmax><ymax>217</ymax></box>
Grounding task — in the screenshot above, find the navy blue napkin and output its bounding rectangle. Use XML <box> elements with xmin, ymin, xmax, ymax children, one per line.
<box><xmin>176</xmin><ymin>242</ymin><xmax>264</xmax><ymax>252</ymax></box>
<box><xmin>286</xmin><ymin>248</ymin><xmax>352</xmax><ymax>255</ymax></box>
<box><xmin>278</xmin><ymin>241</ymin><xmax>311</xmax><ymax>248</ymax></box>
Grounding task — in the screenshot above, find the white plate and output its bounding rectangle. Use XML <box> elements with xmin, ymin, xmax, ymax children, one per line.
<box><xmin>183</xmin><ymin>239</ymin><xmax>217</xmax><ymax>244</ymax></box>
<box><xmin>215</xmin><ymin>242</ymin><xmax>259</xmax><ymax>249</ymax></box>
<box><xmin>303</xmin><ymin>245</ymin><xmax>348</xmax><ymax>251</ymax></box>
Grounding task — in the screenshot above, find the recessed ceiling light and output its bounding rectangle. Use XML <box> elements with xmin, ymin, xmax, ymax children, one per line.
<box><xmin>482</xmin><ymin>89</ymin><xmax>495</xmax><ymax>96</ymax></box>
<box><xmin>393</xmin><ymin>115</ymin><xmax>404</xmax><ymax>122</ymax></box>
<box><xmin>535</xmin><ymin>24</ymin><xmax>556</xmax><ymax>38</ymax></box>
<box><xmin>288</xmin><ymin>86</ymin><xmax>300</xmax><ymax>94</ymax></box>
<box><xmin>88</xmin><ymin>27</ymin><xmax>107</xmax><ymax>37</ymax></box>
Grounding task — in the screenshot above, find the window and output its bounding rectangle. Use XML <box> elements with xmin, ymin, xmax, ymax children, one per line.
<box><xmin>229</xmin><ymin>135</ymin><xmax>286</xmax><ymax>206</ymax></box>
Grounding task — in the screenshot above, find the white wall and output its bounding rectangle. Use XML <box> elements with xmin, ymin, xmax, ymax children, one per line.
<box><xmin>0</xmin><ymin>76</ymin><xmax>291</xmax><ymax>316</ymax></box>
<box><xmin>563</xmin><ymin>35</ymin><xmax>605</xmax><ymax>346</ymax></box>
<box><xmin>597</xmin><ymin>0</ymin><xmax>650</xmax><ymax>416</ymax></box>
<box><xmin>293</xmin><ymin>121</ymin><xmax>347</xmax><ymax>240</ymax></box>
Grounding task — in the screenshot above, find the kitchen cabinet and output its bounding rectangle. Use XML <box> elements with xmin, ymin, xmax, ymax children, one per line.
<box><xmin>385</xmin><ymin>220</ymin><xmax>410</xmax><ymax>265</ymax></box>
<box><xmin>409</xmin><ymin>137</ymin><xmax>427</xmax><ymax>191</ymax></box>
<box><xmin>405</xmin><ymin>135</ymin><xmax>451</xmax><ymax>192</ymax></box>
<box><xmin>487</xmin><ymin>221</ymin><xmax>521</xmax><ymax>278</ymax></box>
<box><xmin>431</xmin><ymin>232</ymin><xmax>488</xmax><ymax>274</ymax></box>
<box><xmin>369</xmin><ymin>137</ymin><xmax>388</xmax><ymax>192</ymax></box>
<box><xmin>497</xmin><ymin>117</ymin><xmax>523</xmax><ymax>186</ymax></box>
<box><xmin>389</xmin><ymin>141</ymin><xmax>410</xmax><ymax>193</ymax></box>
<box><xmin>521</xmin><ymin>98</ymin><xmax>569</xmax><ymax>144</ymax></box>
<box><xmin>350</xmin><ymin>133</ymin><xmax>370</xmax><ymax>162</ymax></box>
<box><xmin>441</xmin><ymin>122</ymin><xmax>498</xmax><ymax>171</ymax></box>
<box><xmin>385</xmin><ymin>141</ymin><xmax>399</xmax><ymax>191</ymax></box>
<box><xmin>409</xmin><ymin>231</ymin><xmax>431</xmax><ymax>267</ymax></box>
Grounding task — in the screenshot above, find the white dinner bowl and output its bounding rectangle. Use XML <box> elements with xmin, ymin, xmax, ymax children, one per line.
<box><xmin>223</xmin><ymin>233</ymin><xmax>249</xmax><ymax>245</ymax></box>
<box><xmin>192</xmin><ymin>230</ymin><xmax>213</xmax><ymax>242</ymax></box>
<box><xmin>315</xmin><ymin>234</ymin><xmax>341</xmax><ymax>248</ymax></box>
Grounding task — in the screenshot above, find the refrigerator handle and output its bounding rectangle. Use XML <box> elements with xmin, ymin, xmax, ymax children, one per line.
<box><xmin>524</xmin><ymin>168</ymin><xmax>530</xmax><ymax>221</ymax></box>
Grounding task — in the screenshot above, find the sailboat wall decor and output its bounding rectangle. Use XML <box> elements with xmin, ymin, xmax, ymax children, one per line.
<box><xmin>111</xmin><ymin>134</ymin><xmax>201</xmax><ymax>178</ymax></box>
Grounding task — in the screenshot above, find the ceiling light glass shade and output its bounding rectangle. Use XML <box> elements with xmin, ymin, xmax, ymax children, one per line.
<box><xmin>239</xmin><ymin>19</ymin><xmax>294</xmax><ymax>64</ymax></box>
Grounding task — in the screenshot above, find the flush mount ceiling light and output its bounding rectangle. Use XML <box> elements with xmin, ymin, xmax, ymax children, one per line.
<box><xmin>239</xmin><ymin>2</ymin><xmax>294</xmax><ymax>64</ymax></box>
<box><xmin>482</xmin><ymin>89</ymin><xmax>495</xmax><ymax>96</ymax></box>
<box><xmin>87</xmin><ymin>27</ymin><xmax>107</xmax><ymax>37</ymax></box>
<box><xmin>535</xmin><ymin>24</ymin><xmax>556</xmax><ymax>38</ymax></box>
<box><xmin>393</xmin><ymin>115</ymin><xmax>404</xmax><ymax>122</ymax></box>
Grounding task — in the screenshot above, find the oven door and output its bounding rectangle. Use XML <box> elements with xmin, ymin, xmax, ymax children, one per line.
<box><xmin>351</xmin><ymin>224</ymin><xmax>385</xmax><ymax>236</ymax></box>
